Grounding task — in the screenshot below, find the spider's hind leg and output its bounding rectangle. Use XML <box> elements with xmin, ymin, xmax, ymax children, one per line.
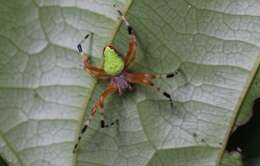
<box><xmin>150</xmin><ymin>76</ymin><xmax>175</xmax><ymax>107</ymax></box>
<box><xmin>73</xmin><ymin>83</ymin><xmax>118</xmax><ymax>153</ymax></box>
<box><xmin>73</xmin><ymin>114</ymin><xmax>93</xmax><ymax>153</ymax></box>
<box><xmin>73</xmin><ymin>112</ymin><xmax>119</xmax><ymax>153</ymax></box>
<box><xmin>154</xmin><ymin>68</ymin><xmax>186</xmax><ymax>106</ymax></box>
<box><xmin>100</xmin><ymin>112</ymin><xmax>119</xmax><ymax>128</ymax></box>
<box><xmin>125</xmin><ymin>70</ymin><xmax>183</xmax><ymax>107</ymax></box>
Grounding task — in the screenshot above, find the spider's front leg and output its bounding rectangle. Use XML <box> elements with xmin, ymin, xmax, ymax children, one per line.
<box><xmin>116</xmin><ymin>8</ymin><xmax>137</xmax><ymax>68</ymax></box>
<box><xmin>73</xmin><ymin>82</ymin><xmax>118</xmax><ymax>153</ymax></box>
<box><xmin>77</xmin><ymin>34</ymin><xmax>110</xmax><ymax>80</ymax></box>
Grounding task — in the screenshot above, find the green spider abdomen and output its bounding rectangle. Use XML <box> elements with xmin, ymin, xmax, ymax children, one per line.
<box><xmin>103</xmin><ymin>47</ymin><xmax>125</xmax><ymax>75</ymax></box>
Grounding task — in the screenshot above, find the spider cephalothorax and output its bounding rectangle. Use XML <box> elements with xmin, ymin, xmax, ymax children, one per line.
<box><xmin>73</xmin><ymin>9</ymin><xmax>179</xmax><ymax>153</ymax></box>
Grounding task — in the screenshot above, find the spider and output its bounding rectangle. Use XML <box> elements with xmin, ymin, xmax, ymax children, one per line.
<box><xmin>73</xmin><ymin>9</ymin><xmax>180</xmax><ymax>153</ymax></box>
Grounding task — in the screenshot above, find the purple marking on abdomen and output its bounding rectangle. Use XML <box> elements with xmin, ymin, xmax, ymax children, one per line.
<box><xmin>111</xmin><ymin>73</ymin><xmax>131</xmax><ymax>96</ymax></box>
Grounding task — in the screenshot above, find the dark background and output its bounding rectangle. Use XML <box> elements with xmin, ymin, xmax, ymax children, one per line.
<box><xmin>227</xmin><ymin>98</ymin><xmax>260</xmax><ymax>166</ymax></box>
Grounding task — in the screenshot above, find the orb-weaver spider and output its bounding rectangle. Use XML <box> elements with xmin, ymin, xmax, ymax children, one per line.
<box><xmin>73</xmin><ymin>9</ymin><xmax>180</xmax><ymax>153</ymax></box>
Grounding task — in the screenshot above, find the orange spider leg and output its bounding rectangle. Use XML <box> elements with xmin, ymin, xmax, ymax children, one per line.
<box><xmin>82</xmin><ymin>54</ymin><xmax>110</xmax><ymax>80</ymax></box>
<box><xmin>116</xmin><ymin>8</ymin><xmax>137</xmax><ymax>68</ymax></box>
<box><xmin>77</xmin><ymin>34</ymin><xmax>110</xmax><ymax>80</ymax></box>
<box><xmin>90</xmin><ymin>82</ymin><xmax>117</xmax><ymax>120</ymax></box>
<box><xmin>125</xmin><ymin>72</ymin><xmax>157</xmax><ymax>87</ymax></box>
<box><xmin>125</xmin><ymin>72</ymin><xmax>173</xmax><ymax>106</ymax></box>
<box><xmin>73</xmin><ymin>82</ymin><xmax>118</xmax><ymax>153</ymax></box>
<box><xmin>124</xmin><ymin>33</ymin><xmax>137</xmax><ymax>68</ymax></box>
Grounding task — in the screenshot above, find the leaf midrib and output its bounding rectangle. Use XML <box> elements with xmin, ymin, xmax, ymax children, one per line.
<box><xmin>0</xmin><ymin>130</ymin><xmax>24</xmax><ymax>166</ymax></box>
<box><xmin>72</xmin><ymin>1</ymin><xmax>134</xmax><ymax>165</ymax></box>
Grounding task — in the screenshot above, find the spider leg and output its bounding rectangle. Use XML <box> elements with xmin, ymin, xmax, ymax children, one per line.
<box><xmin>125</xmin><ymin>71</ymin><xmax>181</xmax><ymax>107</ymax></box>
<box><xmin>115</xmin><ymin>8</ymin><xmax>137</xmax><ymax>68</ymax></box>
<box><xmin>116</xmin><ymin>9</ymin><xmax>133</xmax><ymax>35</ymax></box>
<box><xmin>156</xmin><ymin>70</ymin><xmax>180</xmax><ymax>79</ymax></box>
<box><xmin>77</xmin><ymin>34</ymin><xmax>110</xmax><ymax>80</ymax></box>
<box><xmin>90</xmin><ymin>82</ymin><xmax>118</xmax><ymax>128</ymax></box>
<box><xmin>124</xmin><ymin>33</ymin><xmax>137</xmax><ymax>68</ymax></box>
<box><xmin>73</xmin><ymin>82</ymin><xmax>118</xmax><ymax>153</ymax></box>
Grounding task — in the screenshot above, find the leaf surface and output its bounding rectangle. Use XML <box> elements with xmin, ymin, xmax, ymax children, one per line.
<box><xmin>0</xmin><ymin>0</ymin><xmax>260</xmax><ymax>166</ymax></box>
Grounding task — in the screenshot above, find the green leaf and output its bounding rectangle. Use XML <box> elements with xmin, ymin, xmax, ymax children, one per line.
<box><xmin>0</xmin><ymin>0</ymin><xmax>260</xmax><ymax>166</ymax></box>
<box><xmin>220</xmin><ymin>151</ymin><xmax>243</xmax><ymax>166</ymax></box>
<box><xmin>235</xmin><ymin>66</ymin><xmax>260</xmax><ymax>127</ymax></box>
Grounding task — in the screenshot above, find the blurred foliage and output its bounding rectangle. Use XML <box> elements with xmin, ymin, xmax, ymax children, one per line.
<box><xmin>221</xmin><ymin>151</ymin><xmax>243</xmax><ymax>166</ymax></box>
